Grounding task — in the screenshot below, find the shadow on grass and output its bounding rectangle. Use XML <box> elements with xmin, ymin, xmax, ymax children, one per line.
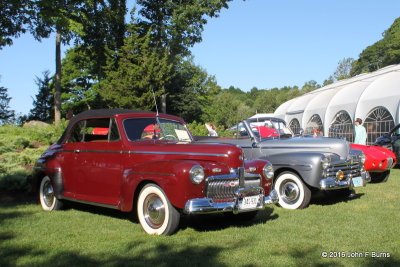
<box><xmin>310</xmin><ymin>191</ymin><xmax>365</xmax><ymax>207</ymax></box>
<box><xmin>181</xmin><ymin>207</ymin><xmax>278</xmax><ymax>232</ymax></box>
<box><xmin>0</xmin><ymin>235</ymin><xmax>232</xmax><ymax>267</ymax></box>
<box><xmin>0</xmin><ymin>209</ymin><xmax>36</xmax><ymax>224</ymax></box>
<box><xmin>60</xmin><ymin>201</ymin><xmax>279</xmax><ymax>234</ymax></box>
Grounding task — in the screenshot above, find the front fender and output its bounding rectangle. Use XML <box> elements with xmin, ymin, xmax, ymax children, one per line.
<box><xmin>267</xmin><ymin>152</ymin><xmax>324</xmax><ymax>188</ymax></box>
<box><xmin>119</xmin><ymin>160</ymin><xmax>225</xmax><ymax>212</ymax></box>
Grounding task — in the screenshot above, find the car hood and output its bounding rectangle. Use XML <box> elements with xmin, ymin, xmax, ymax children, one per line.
<box><xmin>129</xmin><ymin>140</ymin><xmax>244</xmax><ymax>169</ymax></box>
<box><xmin>258</xmin><ymin>137</ymin><xmax>350</xmax><ymax>159</ymax></box>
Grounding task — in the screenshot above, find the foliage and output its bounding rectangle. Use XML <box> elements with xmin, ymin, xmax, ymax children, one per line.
<box><xmin>167</xmin><ymin>59</ymin><xmax>221</xmax><ymax>122</ymax></box>
<box><xmin>0</xmin><ymin>86</ymin><xmax>15</xmax><ymax>125</ymax></box>
<box><xmin>61</xmin><ymin>46</ymin><xmax>105</xmax><ymax>115</ymax></box>
<box><xmin>99</xmin><ymin>24</ymin><xmax>172</xmax><ymax>110</ymax></box>
<box><xmin>332</xmin><ymin>57</ymin><xmax>354</xmax><ymax>81</ymax></box>
<box><xmin>0</xmin><ymin>122</ymin><xmax>67</xmax><ymax>192</ymax></box>
<box><xmin>28</xmin><ymin>71</ymin><xmax>54</xmax><ymax>121</ymax></box>
<box><xmin>202</xmin><ymin>91</ymin><xmax>252</xmax><ymax>128</ymax></box>
<box><xmin>0</xmin><ymin>0</ymin><xmax>33</xmax><ymax>49</ymax></box>
<box><xmin>351</xmin><ymin>17</ymin><xmax>400</xmax><ymax>76</ymax></box>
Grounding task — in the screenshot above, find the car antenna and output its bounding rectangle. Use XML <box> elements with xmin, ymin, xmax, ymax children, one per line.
<box><xmin>151</xmin><ymin>87</ymin><xmax>159</xmax><ymax>117</ymax></box>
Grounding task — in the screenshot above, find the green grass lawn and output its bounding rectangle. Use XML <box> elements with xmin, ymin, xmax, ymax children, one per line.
<box><xmin>1</xmin><ymin>170</ymin><xmax>400</xmax><ymax>267</ymax></box>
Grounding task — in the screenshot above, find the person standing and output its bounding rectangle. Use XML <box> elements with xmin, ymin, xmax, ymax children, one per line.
<box><xmin>354</xmin><ymin>118</ymin><xmax>367</xmax><ymax>145</ymax></box>
<box><xmin>205</xmin><ymin>123</ymin><xmax>218</xmax><ymax>137</ymax></box>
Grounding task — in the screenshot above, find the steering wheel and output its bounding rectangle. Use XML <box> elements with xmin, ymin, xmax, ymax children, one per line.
<box><xmin>159</xmin><ymin>135</ymin><xmax>178</xmax><ymax>140</ymax></box>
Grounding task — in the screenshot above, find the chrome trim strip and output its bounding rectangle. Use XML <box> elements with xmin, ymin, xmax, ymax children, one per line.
<box><xmin>273</xmin><ymin>163</ymin><xmax>312</xmax><ymax>168</ymax></box>
<box><xmin>61</xmin><ymin>196</ymin><xmax>119</xmax><ymax>210</ymax></box>
<box><xmin>129</xmin><ymin>151</ymin><xmax>229</xmax><ymax>157</ymax></box>
<box><xmin>129</xmin><ymin>172</ymin><xmax>174</xmax><ymax>176</ymax></box>
<box><xmin>261</xmin><ymin>146</ymin><xmax>331</xmax><ymax>150</ymax></box>
<box><xmin>62</xmin><ymin>149</ymin><xmax>228</xmax><ymax>157</ymax></box>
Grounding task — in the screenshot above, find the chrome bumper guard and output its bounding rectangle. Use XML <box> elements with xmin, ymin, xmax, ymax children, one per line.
<box><xmin>320</xmin><ymin>171</ymin><xmax>371</xmax><ymax>190</ymax></box>
<box><xmin>183</xmin><ymin>189</ymin><xmax>278</xmax><ymax>215</ymax></box>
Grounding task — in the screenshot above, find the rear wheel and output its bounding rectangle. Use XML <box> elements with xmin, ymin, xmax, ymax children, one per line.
<box><xmin>274</xmin><ymin>172</ymin><xmax>311</xmax><ymax>209</ymax></box>
<box><xmin>137</xmin><ymin>184</ymin><xmax>180</xmax><ymax>235</ymax></box>
<box><xmin>370</xmin><ymin>170</ymin><xmax>390</xmax><ymax>183</ymax></box>
<box><xmin>39</xmin><ymin>176</ymin><xmax>63</xmax><ymax>211</ymax></box>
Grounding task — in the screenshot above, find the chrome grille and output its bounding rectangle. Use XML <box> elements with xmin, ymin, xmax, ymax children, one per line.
<box><xmin>205</xmin><ymin>168</ymin><xmax>261</xmax><ymax>202</ymax></box>
<box><xmin>326</xmin><ymin>162</ymin><xmax>361</xmax><ymax>178</ymax></box>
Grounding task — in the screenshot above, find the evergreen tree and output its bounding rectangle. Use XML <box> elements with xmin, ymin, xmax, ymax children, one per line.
<box><xmin>0</xmin><ymin>86</ymin><xmax>15</xmax><ymax>125</ymax></box>
<box><xmin>99</xmin><ymin>23</ymin><xmax>172</xmax><ymax>110</ymax></box>
<box><xmin>28</xmin><ymin>71</ymin><xmax>54</xmax><ymax>121</ymax></box>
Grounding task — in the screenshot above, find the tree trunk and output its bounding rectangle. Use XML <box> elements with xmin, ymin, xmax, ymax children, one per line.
<box><xmin>161</xmin><ymin>86</ymin><xmax>167</xmax><ymax>114</ymax></box>
<box><xmin>54</xmin><ymin>31</ymin><xmax>62</xmax><ymax>125</ymax></box>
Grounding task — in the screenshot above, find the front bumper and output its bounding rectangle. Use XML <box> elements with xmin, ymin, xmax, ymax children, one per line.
<box><xmin>183</xmin><ymin>188</ymin><xmax>278</xmax><ymax>215</ymax></box>
<box><xmin>320</xmin><ymin>171</ymin><xmax>371</xmax><ymax>190</ymax></box>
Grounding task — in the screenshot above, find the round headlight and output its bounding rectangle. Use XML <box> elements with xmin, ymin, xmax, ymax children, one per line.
<box><xmin>321</xmin><ymin>156</ymin><xmax>331</xmax><ymax>170</ymax></box>
<box><xmin>263</xmin><ymin>163</ymin><xmax>274</xmax><ymax>180</ymax></box>
<box><xmin>189</xmin><ymin>165</ymin><xmax>205</xmax><ymax>184</ymax></box>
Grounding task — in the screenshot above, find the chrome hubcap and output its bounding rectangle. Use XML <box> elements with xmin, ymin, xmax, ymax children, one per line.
<box><xmin>43</xmin><ymin>180</ymin><xmax>54</xmax><ymax>207</ymax></box>
<box><xmin>143</xmin><ymin>193</ymin><xmax>165</xmax><ymax>229</ymax></box>
<box><xmin>281</xmin><ymin>181</ymin><xmax>300</xmax><ymax>204</ymax></box>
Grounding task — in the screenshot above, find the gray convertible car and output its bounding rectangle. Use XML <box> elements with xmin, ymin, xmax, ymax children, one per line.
<box><xmin>197</xmin><ymin>117</ymin><xmax>371</xmax><ymax>209</ymax></box>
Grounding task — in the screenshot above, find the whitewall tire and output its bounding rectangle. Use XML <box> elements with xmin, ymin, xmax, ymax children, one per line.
<box><xmin>274</xmin><ymin>172</ymin><xmax>311</xmax><ymax>209</ymax></box>
<box><xmin>137</xmin><ymin>184</ymin><xmax>180</xmax><ymax>235</ymax></box>
<box><xmin>39</xmin><ymin>176</ymin><xmax>63</xmax><ymax>211</ymax></box>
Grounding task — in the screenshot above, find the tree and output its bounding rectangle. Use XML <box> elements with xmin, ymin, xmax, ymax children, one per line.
<box><xmin>301</xmin><ymin>80</ymin><xmax>320</xmax><ymax>93</ymax></box>
<box><xmin>0</xmin><ymin>86</ymin><xmax>15</xmax><ymax>125</ymax></box>
<box><xmin>351</xmin><ymin>17</ymin><xmax>400</xmax><ymax>76</ymax></box>
<box><xmin>61</xmin><ymin>46</ymin><xmax>105</xmax><ymax>115</ymax></box>
<box><xmin>29</xmin><ymin>1</ymin><xmax>128</xmax><ymax>124</ymax></box>
<box><xmin>99</xmin><ymin>24</ymin><xmax>172</xmax><ymax>110</ymax></box>
<box><xmin>167</xmin><ymin>59</ymin><xmax>221</xmax><ymax>122</ymax></box>
<box><xmin>136</xmin><ymin>0</ymin><xmax>234</xmax><ymax>113</ymax></box>
<box><xmin>0</xmin><ymin>0</ymin><xmax>33</xmax><ymax>49</ymax></box>
<box><xmin>28</xmin><ymin>71</ymin><xmax>54</xmax><ymax>121</ymax></box>
<box><xmin>333</xmin><ymin>58</ymin><xmax>354</xmax><ymax>81</ymax></box>
<box><xmin>203</xmin><ymin>91</ymin><xmax>252</xmax><ymax>128</ymax></box>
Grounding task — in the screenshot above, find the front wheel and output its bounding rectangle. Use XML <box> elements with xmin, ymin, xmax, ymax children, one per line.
<box><xmin>137</xmin><ymin>184</ymin><xmax>180</xmax><ymax>235</ymax></box>
<box><xmin>274</xmin><ymin>172</ymin><xmax>311</xmax><ymax>209</ymax></box>
<box><xmin>39</xmin><ymin>176</ymin><xmax>63</xmax><ymax>211</ymax></box>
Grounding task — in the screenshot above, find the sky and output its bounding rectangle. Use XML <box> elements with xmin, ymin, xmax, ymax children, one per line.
<box><xmin>1</xmin><ymin>0</ymin><xmax>400</xmax><ymax>115</ymax></box>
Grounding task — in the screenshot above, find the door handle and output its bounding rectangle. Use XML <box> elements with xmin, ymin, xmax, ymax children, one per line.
<box><xmin>75</xmin><ymin>150</ymin><xmax>80</xmax><ymax>153</ymax></box>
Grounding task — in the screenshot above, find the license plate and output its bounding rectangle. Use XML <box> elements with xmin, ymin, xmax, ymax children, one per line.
<box><xmin>239</xmin><ymin>195</ymin><xmax>260</xmax><ymax>210</ymax></box>
<box><xmin>352</xmin><ymin>177</ymin><xmax>363</xmax><ymax>187</ymax></box>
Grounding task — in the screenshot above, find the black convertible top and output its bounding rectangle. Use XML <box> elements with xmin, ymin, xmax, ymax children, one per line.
<box><xmin>57</xmin><ymin>109</ymin><xmax>156</xmax><ymax>144</ymax></box>
<box><xmin>68</xmin><ymin>109</ymin><xmax>154</xmax><ymax>126</ymax></box>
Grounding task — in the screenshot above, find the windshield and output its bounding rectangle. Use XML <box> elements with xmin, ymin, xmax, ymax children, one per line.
<box><xmin>248</xmin><ymin>119</ymin><xmax>293</xmax><ymax>140</ymax></box>
<box><xmin>123</xmin><ymin>118</ymin><xmax>192</xmax><ymax>142</ymax></box>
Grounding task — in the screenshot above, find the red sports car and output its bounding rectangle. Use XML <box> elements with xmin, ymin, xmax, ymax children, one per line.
<box><xmin>351</xmin><ymin>144</ymin><xmax>396</xmax><ymax>183</ymax></box>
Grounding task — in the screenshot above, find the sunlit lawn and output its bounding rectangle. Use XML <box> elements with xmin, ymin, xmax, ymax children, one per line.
<box><xmin>1</xmin><ymin>170</ymin><xmax>400</xmax><ymax>267</ymax></box>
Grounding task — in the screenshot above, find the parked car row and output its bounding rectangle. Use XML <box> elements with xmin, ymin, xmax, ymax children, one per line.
<box><xmin>29</xmin><ymin>110</ymin><xmax>392</xmax><ymax>235</ymax></box>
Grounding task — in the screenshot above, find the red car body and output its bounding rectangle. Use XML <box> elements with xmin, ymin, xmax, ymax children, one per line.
<box><xmin>350</xmin><ymin>144</ymin><xmax>396</xmax><ymax>182</ymax></box>
<box><xmin>30</xmin><ymin>109</ymin><xmax>277</xmax><ymax>235</ymax></box>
